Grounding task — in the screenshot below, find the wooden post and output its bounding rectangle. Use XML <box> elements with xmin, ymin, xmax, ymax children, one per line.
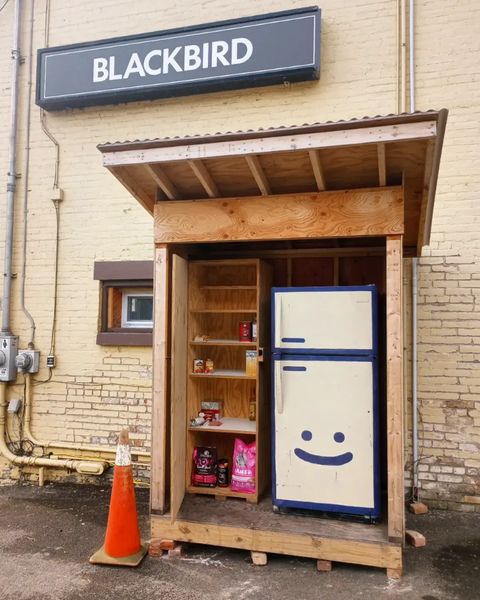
<box><xmin>151</xmin><ymin>244</ymin><xmax>171</xmax><ymax>514</ymax></box>
<box><xmin>386</xmin><ymin>235</ymin><xmax>405</xmax><ymax>546</ymax></box>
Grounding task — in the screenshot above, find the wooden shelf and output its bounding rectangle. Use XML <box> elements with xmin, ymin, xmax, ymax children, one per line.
<box><xmin>201</xmin><ymin>285</ymin><xmax>257</xmax><ymax>290</ymax></box>
<box><xmin>188</xmin><ymin>417</ymin><xmax>256</xmax><ymax>435</ymax></box>
<box><xmin>190</xmin><ymin>309</ymin><xmax>257</xmax><ymax>314</ymax></box>
<box><xmin>190</xmin><ymin>369</ymin><xmax>256</xmax><ymax>380</ymax></box>
<box><xmin>187</xmin><ymin>485</ymin><xmax>257</xmax><ymax>501</ymax></box>
<box><xmin>190</xmin><ymin>338</ymin><xmax>257</xmax><ymax>347</ymax></box>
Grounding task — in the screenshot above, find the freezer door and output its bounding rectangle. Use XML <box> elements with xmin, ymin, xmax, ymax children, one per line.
<box><xmin>273</xmin><ymin>357</ymin><xmax>378</xmax><ymax>514</ymax></box>
<box><xmin>273</xmin><ymin>287</ymin><xmax>375</xmax><ymax>354</ymax></box>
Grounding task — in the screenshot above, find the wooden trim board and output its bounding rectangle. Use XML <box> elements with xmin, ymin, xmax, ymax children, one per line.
<box><xmin>103</xmin><ymin>121</ymin><xmax>436</xmax><ymax>167</ymax></box>
<box><xmin>151</xmin><ymin>246</ymin><xmax>171</xmax><ymax>514</ymax></box>
<box><xmin>386</xmin><ymin>235</ymin><xmax>405</xmax><ymax>543</ymax></box>
<box><xmin>151</xmin><ymin>516</ymin><xmax>402</xmax><ymax>570</ymax></box>
<box><xmin>170</xmin><ymin>254</ymin><xmax>188</xmax><ymax>521</ymax></box>
<box><xmin>154</xmin><ymin>187</ymin><xmax>404</xmax><ymax>244</ymax></box>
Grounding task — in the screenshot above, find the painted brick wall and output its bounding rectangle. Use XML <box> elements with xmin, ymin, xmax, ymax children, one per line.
<box><xmin>0</xmin><ymin>0</ymin><xmax>478</xmax><ymax>509</ymax></box>
<box><xmin>402</xmin><ymin>0</ymin><xmax>480</xmax><ymax>512</ymax></box>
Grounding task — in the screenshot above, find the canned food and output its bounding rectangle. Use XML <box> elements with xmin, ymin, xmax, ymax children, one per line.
<box><xmin>193</xmin><ymin>359</ymin><xmax>204</xmax><ymax>373</ymax></box>
<box><xmin>217</xmin><ymin>459</ymin><xmax>229</xmax><ymax>487</ymax></box>
<box><xmin>239</xmin><ymin>321</ymin><xmax>252</xmax><ymax>342</ymax></box>
<box><xmin>205</xmin><ymin>358</ymin><xmax>214</xmax><ymax>374</ymax></box>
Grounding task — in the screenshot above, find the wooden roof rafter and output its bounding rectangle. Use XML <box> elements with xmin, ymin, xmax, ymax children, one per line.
<box><xmin>188</xmin><ymin>159</ymin><xmax>219</xmax><ymax>198</ymax></box>
<box><xmin>308</xmin><ymin>149</ymin><xmax>326</xmax><ymax>191</ymax></box>
<box><xmin>98</xmin><ymin>110</ymin><xmax>448</xmax><ymax>255</ymax></box>
<box><xmin>145</xmin><ymin>164</ymin><xmax>180</xmax><ymax>200</ymax></box>
<box><xmin>245</xmin><ymin>155</ymin><xmax>271</xmax><ymax>195</ymax></box>
<box><xmin>377</xmin><ymin>143</ymin><xmax>387</xmax><ymax>187</ymax></box>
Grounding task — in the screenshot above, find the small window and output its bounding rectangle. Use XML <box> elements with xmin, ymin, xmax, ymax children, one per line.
<box><xmin>121</xmin><ymin>290</ymin><xmax>153</xmax><ymax>328</ymax></box>
<box><xmin>94</xmin><ymin>261</ymin><xmax>154</xmax><ymax>346</ymax></box>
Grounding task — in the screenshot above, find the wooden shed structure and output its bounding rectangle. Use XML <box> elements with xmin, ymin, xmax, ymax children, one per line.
<box><xmin>98</xmin><ymin>109</ymin><xmax>448</xmax><ymax>578</ymax></box>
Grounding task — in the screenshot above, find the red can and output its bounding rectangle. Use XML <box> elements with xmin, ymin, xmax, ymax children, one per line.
<box><xmin>239</xmin><ymin>321</ymin><xmax>252</xmax><ymax>342</ymax></box>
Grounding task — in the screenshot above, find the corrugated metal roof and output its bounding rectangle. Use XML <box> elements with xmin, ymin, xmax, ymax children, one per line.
<box><xmin>97</xmin><ymin>110</ymin><xmax>445</xmax><ymax>152</ymax></box>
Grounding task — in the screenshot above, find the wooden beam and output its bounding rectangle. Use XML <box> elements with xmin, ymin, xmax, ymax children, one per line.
<box><xmin>145</xmin><ymin>164</ymin><xmax>180</xmax><ymax>200</ymax></box>
<box><xmin>386</xmin><ymin>235</ymin><xmax>405</xmax><ymax>544</ymax></box>
<box><xmin>170</xmin><ymin>254</ymin><xmax>188</xmax><ymax>522</ymax></box>
<box><xmin>245</xmin><ymin>155</ymin><xmax>271</xmax><ymax>195</ymax></box>
<box><xmin>102</xmin><ymin>120</ymin><xmax>437</xmax><ymax>167</ymax></box>
<box><xmin>308</xmin><ymin>149</ymin><xmax>326</xmax><ymax>191</ymax></box>
<box><xmin>200</xmin><ymin>247</ymin><xmax>387</xmax><ymax>260</ymax></box>
<box><xmin>418</xmin><ymin>108</ymin><xmax>448</xmax><ymax>251</ymax></box>
<box><xmin>151</xmin><ymin>517</ymin><xmax>403</xmax><ymax>570</ymax></box>
<box><xmin>188</xmin><ymin>159</ymin><xmax>219</xmax><ymax>197</ymax></box>
<box><xmin>377</xmin><ymin>143</ymin><xmax>387</xmax><ymax>186</ymax></box>
<box><xmin>154</xmin><ymin>187</ymin><xmax>404</xmax><ymax>244</ymax></box>
<box><xmin>416</xmin><ymin>139</ymin><xmax>435</xmax><ymax>254</ymax></box>
<box><xmin>108</xmin><ymin>166</ymin><xmax>154</xmax><ymax>214</ymax></box>
<box><xmin>151</xmin><ymin>245</ymin><xmax>171</xmax><ymax>514</ymax></box>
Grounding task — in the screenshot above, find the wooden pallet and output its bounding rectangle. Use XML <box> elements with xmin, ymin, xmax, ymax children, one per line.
<box><xmin>150</xmin><ymin>495</ymin><xmax>402</xmax><ymax>578</ymax></box>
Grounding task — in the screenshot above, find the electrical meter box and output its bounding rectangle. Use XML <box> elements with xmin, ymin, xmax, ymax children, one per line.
<box><xmin>0</xmin><ymin>336</ymin><xmax>18</xmax><ymax>382</ymax></box>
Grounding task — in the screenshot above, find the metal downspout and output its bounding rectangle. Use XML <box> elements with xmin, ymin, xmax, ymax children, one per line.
<box><xmin>19</xmin><ymin>0</ymin><xmax>36</xmax><ymax>345</ymax></box>
<box><xmin>412</xmin><ymin>258</ymin><xmax>418</xmax><ymax>495</ymax></box>
<box><xmin>1</xmin><ymin>0</ymin><xmax>21</xmax><ymax>334</ymax></box>
<box><xmin>409</xmin><ymin>0</ymin><xmax>419</xmax><ymax>499</ymax></box>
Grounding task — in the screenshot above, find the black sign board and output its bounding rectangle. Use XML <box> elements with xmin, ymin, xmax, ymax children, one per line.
<box><xmin>36</xmin><ymin>7</ymin><xmax>321</xmax><ymax>110</ymax></box>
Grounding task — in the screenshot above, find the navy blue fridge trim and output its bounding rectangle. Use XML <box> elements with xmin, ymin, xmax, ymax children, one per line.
<box><xmin>271</xmin><ymin>285</ymin><xmax>378</xmax><ymax>356</ymax></box>
<box><xmin>271</xmin><ymin>353</ymin><xmax>380</xmax><ymax>518</ymax></box>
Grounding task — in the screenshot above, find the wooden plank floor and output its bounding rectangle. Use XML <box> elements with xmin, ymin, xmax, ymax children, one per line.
<box><xmin>171</xmin><ymin>493</ymin><xmax>388</xmax><ymax>544</ymax></box>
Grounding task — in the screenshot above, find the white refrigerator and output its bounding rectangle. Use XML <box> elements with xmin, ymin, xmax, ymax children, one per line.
<box><xmin>272</xmin><ymin>286</ymin><xmax>380</xmax><ymax>518</ymax></box>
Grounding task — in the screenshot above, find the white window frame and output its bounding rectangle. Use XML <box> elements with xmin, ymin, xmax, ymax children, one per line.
<box><xmin>121</xmin><ymin>289</ymin><xmax>153</xmax><ymax>329</ymax></box>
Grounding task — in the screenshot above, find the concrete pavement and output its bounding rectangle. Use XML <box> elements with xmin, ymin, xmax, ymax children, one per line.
<box><xmin>0</xmin><ymin>483</ymin><xmax>478</xmax><ymax>600</ymax></box>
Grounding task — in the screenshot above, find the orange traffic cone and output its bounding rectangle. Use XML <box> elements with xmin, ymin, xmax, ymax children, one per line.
<box><xmin>89</xmin><ymin>428</ymin><xmax>148</xmax><ymax>566</ymax></box>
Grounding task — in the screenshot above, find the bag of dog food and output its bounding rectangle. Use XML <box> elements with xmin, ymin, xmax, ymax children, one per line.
<box><xmin>231</xmin><ymin>438</ymin><xmax>256</xmax><ymax>494</ymax></box>
<box><xmin>191</xmin><ymin>446</ymin><xmax>217</xmax><ymax>487</ymax></box>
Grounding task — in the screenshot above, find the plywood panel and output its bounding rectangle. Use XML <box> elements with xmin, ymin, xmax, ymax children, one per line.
<box><xmin>202</xmin><ymin>156</ymin><xmax>259</xmax><ymax>197</ymax></box>
<box><xmin>259</xmin><ymin>151</ymin><xmax>317</xmax><ymax>194</ymax></box>
<box><xmin>312</xmin><ymin>145</ymin><xmax>380</xmax><ymax>191</ymax></box>
<box><xmin>170</xmin><ymin>254</ymin><xmax>189</xmax><ymax>521</ymax></box>
<box><xmin>154</xmin><ymin>188</ymin><xmax>404</xmax><ymax>244</ymax></box>
<box><xmin>386</xmin><ymin>236</ymin><xmax>404</xmax><ymax>543</ymax></box>
<box><xmin>159</xmin><ymin>162</ymin><xmax>208</xmax><ymax>199</ymax></box>
<box><xmin>151</xmin><ymin>246</ymin><xmax>171</xmax><ymax>514</ymax></box>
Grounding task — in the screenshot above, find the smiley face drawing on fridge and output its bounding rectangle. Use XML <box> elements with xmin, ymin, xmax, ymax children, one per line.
<box><xmin>294</xmin><ymin>429</ymin><xmax>353</xmax><ymax>466</ymax></box>
<box><xmin>271</xmin><ymin>286</ymin><xmax>380</xmax><ymax>519</ymax></box>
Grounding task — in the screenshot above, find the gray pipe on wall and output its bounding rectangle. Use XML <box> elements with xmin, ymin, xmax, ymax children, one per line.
<box><xmin>2</xmin><ymin>0</ymin><xmax>22</xmax><ymax>334</ymax></box>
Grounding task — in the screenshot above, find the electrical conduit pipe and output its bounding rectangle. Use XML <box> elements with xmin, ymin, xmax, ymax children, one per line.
<box><xmin>0</xmin><ymin>383</ymin><xmax>108</xmax><ymax>475</ymax></box>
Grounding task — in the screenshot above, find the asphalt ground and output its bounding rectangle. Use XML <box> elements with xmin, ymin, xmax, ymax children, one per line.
<box><xmin>0</xmin><ymin>483</ymin><xmax>478</xmax><ymax>600</ymax></box>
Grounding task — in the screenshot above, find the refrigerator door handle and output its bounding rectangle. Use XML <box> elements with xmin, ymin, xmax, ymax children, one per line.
<box><xmin>275</xmin><ymin>363</ymin><xmax>284</xmax><ymax>415</ymax></box>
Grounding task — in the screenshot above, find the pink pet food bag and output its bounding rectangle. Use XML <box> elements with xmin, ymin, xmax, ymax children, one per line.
<box><xmin>231</xmin><ymin>438</ymin><xmax>256</xmax><ymax>494</ymax></box>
